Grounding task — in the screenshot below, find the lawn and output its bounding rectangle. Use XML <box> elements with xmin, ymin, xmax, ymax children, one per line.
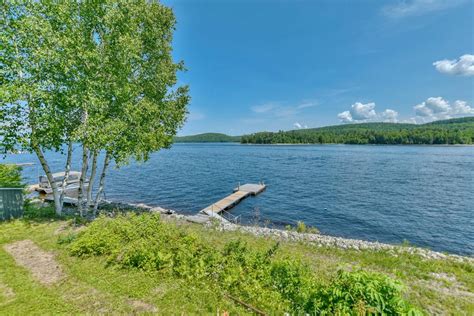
<box><xmin>0</xmin><ymin>211</ymin><xmax>472</xmax><ymax>315</ymax></box>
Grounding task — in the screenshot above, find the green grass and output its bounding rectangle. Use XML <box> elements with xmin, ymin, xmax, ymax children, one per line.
<box><xmin>0</xmin><ymin>212</ymin><xmax>472</xmax><ymax>314</ymax></box>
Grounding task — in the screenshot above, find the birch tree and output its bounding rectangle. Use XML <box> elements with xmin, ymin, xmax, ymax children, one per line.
<box><xmin>2</xmin><ymin>1</ymin><xmax>189</xmax><ymax>216</ymax></box>
<box><xmin>84</xmin><ymin>1</ymin><xmax>189</xmax><ymax>213</ymax></box>
<box><xmin>1</xmin><ymin>2</ymin><xmax>84</xmax><ymax>215</ymax></box>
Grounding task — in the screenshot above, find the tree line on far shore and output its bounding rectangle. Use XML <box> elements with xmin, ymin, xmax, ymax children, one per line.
<box><xmin>240</xmin><ymin>117</ymin><xmax>474</xmax><ymax>145</ymax></box>
<box><xmin>174</xmin><ymin>133</ymin><xmax>241</xmax><ymax>143</ymax></box>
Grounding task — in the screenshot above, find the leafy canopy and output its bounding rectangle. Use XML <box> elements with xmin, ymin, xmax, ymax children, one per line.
<box><xmin>0</xmin><ymin>164</ymin><xmax>24</xmax><ymax>188</ymax></box>
<box><xmin>1</xmin><ymin>1</ymin><xmax>189</xmax><ymax>164</ymax></box>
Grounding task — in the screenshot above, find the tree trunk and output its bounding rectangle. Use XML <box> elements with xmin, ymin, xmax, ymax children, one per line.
<box><xmin>59</xmin><ymin>141</ymin><xmax>73</xmax><ymax>208</ymax></box>
<box><xmin>32</xmin><ymin>145</ymin><xmax>62</xmax><ymax>215</ymax></box>
<box><xmin>77</xmin><ymin>145</ymin><xmax>89</xmax><ymax>216</ymax></box>
<box><xmin>86</xmin><ymin>150</ymin><xmax>98</xmax><ymax>207</ymax></box>
<box><xmin>93</xmin><ymin>152</ymin><xmax>110</xmax><ymax>214</ymax></box>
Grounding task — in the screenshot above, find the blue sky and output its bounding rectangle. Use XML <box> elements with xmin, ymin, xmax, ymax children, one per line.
<box><xmin>164</xmin><ymin>0</ymin><xmax>474</xmax><ymax>135</ymax></box>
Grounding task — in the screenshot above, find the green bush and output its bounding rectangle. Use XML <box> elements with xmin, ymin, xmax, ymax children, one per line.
<box><xmin>0</xmin><ymin>164</ymin><xmax>24</xmax><ymax>188</ymax></box>
<box><xmin>69</xmin><ymin>213</ymin><xmax>219</xmax><ymax>278</ymax></box>
<box><xmin>293</xmin><ymin>221</ymin><xmax>319</xmax><ymax>234</ymax></box>
<box><xmin>296</xmin><ymin>220</ymin><xmax>307</xmax><ymax>233</ymax></box>
<box><xmin>308</xmin><ymin>269</ymin><xmax>422</xmax><ymax>315</ymax></box>
<box><xmin>23</xmin><ymin>204</ymin><xmax>57</xmax><ymax>219</ymax></box>
<box><xmin>67</xmin><ymin>213</ymin><xmax>420</xmax><ymax>314</ymax></box>
<box><xmin>270</xmin><ymin>258</ymin><xmax>315</xmax><ymax>312</ymax></box>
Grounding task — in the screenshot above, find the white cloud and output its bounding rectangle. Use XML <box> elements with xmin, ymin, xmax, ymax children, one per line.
<box><xmin>293</xmin><ymin>122</ymin><xmax>308</xmax><ymax>129</ymax></box>
<box><xmin>337</xmin><ymin>111</ymin><xmax>353</xmax><ymax>123</ymax></box>
<box><xmin>433</xmin><ymin>54</ymin><xmax>474</xmax><ymax>76</ymax></box>
<box><xmin>380</xmin><ymin>109</ymin><xmax>399</xmax><ymax>122</ymax></box>
<box><xmin>339</xmin><ymin>98</ymin><xmax>474</xmax><ymax>124</ymax></box>
<box><xmin>452</xmin><ymin>100</ymin><xmax>473</xmax><ymax>114</ymax></box>
<box><xmin>350</xmin><ymin>102</ymin><xmax>377</xmax><ymax>120</ymax></box>
<box><xmin>412</xmin><ymin>97</ymin><xmax>474</xmax><ymax>122</ymax></box>
<box><xmin>337</xmin><ymin>102</ymin><xmax>398</xmax><ymax>123</ymax></box>
<box><xmin>382</xmin><ymin>0</ymin><xmax>466</xmax><ymax>18</ymax></box>
<box><xmin>414</xmin><ymin>103</ymin><xmax>433</xmax><ymax>117</ymax></box>
<box><xmin>425</xmin><ymin>96</ymin><xmax>450</xmax><ymax>113</ymax></box>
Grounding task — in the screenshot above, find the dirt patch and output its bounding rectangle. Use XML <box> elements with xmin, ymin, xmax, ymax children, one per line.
<box><xmin>62</xmin><ymin>281</ymin><xmax>158</xmax><ymax>314</ymax></box>
<box><xmin>61</xmin><ymin>281</ymin><xmax>117</xmax><ymax>314</ymax></box>
<box><xmin>54</xmin><ymin>221</ymin><xmax>86</xmax><ymax>236</ymax></box>
<box><xmin>0</xmin><ymin>282</ymin><xmax>15</xmax><ymax>304</ymax></box>
<box><xmin>53</xmin><ymin>222</ymin><xmax>70</xmax><ymax>235</ymax></box>
<box><xmin>3</xmin><ymin>240</ymin><xmax>64</xmax><ymax>286</ymax></box>
<box><xmin>127</xmin><ymin>299</ymin><xmax>158</xmax><ymax>313</ymax></box>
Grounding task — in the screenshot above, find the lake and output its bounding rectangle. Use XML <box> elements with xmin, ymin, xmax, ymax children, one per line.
<box><xmin>3</xmin><ymin>143</ymin><xmax>474</xmax><ymax>255</ymax></box>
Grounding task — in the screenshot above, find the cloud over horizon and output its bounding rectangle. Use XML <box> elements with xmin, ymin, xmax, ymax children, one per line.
<box><xmin>293</xmin><ymin>122</ymin><xmax>308</xmax><ymax>129</ymax></box>
<box><xmin>433</xmin><ymin>54</ymin><xmax>474</xmax><ymax>76</ymax></box>
<box><xmin>337</xmin><ymin>102</ymin><xmax>399</xmax><ymax>123</ymax></box>
<box><xmin>338</xmin><ymin>98</ymin><xmax>473</xmax><ymax>125</ymax></box>
<box><xmin>413</xmin><ymin>97</ymin><xmax>474</xmax><ymax>122</ymax></box>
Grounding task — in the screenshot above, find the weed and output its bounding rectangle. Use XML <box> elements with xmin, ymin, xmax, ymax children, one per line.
<box><xmin>296</xmin><ymin>221</ymin><xmax>319</xmax><ymax>234</ymax></box>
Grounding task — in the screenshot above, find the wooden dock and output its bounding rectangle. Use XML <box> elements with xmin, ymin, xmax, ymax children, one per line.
<box><xmin>199</xmin><ymin>183</ymin><xmax>266</xmax><ymax>219</ymax></box>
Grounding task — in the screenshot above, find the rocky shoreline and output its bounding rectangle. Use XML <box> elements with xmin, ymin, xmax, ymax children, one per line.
<box><xmin>211</xmin><ymin>221</ymin><xmax>473</xmax><ymax>263</ymax></box>
<box><xmin>100</xmin><ymin>200</ymin><xmax>473</xmax><ymax>264</ymax></box>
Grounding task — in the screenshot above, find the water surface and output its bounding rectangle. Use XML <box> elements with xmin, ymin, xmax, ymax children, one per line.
<box><xmin>3</xmin><ymin>143</ymin><xmax>473</xmax><ymax>255</ymax></box>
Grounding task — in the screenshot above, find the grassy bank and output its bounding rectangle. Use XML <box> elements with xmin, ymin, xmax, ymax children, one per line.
<box><xmin>0</xmin><ymin>210</ymin><xmax>472</xmax><ymax>314</ymax></box>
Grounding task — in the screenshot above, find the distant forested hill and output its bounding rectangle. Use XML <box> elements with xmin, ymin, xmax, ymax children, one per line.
<box><xmin>240</xmin><ymin>117</ymin><xmax>474</xmax><ymax>145</ymax></box>
<box><xmin>174</xmin><ymin>133</ymin><xmax>241</xmax><ymax>143</ymax></box>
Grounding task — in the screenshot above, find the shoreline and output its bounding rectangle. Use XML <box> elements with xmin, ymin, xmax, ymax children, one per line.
<box><xmin>174</xmin><ymin>142</ymin><xmax>474</xmax><ymax>147</ymax></box>
<box><xmin>101</xmin><ymin>200</ymin><xmax>474</xmax><ymax>263</ymax></box>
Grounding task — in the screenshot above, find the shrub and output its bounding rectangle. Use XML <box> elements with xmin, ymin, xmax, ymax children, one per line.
<box><xmin>70</xmin><ymin>213</ymin><xmax>165</xmax><ymax>257</ymax></box>
<box><xmin>57</xmin><ymin>232</ymin><xmax>78</xmax><ymax>245</ymax></box>
<box><xmin>217</xmin><ymin>240</ymin><xmax>284</xmax><ymax>311</ymax></box>
<box><xmin>296</xmin><ymin>220</ymin><xmax>307</xmax><ymax>233</ymax></box>
<box><xmin>69</xmin><ymin>213</ymin><xmax>219</xmax><ymax>278</ymax></box>
<box><xmin>23</xmin><ymin>203</ymin><xmax>56</xmax><ymax>219</ymax></box>
<box><xmin>307</xmin><ymin>269</ymin><xmax>421</xmax><ymax>315</ymax></box>
<box><xmin>0</xmin><ymin>164</ymin><xmax>24</xmax><ymax>188</ymax></box>
<box><xmin>66</xmin><ymin>213</ymin><xmax>420</xmax><ymax>314</ymax></box>
<box><xmin>295</xmin><ymin>220</ymin><xmax>319</xmax><ymax>234</ymax></box>
<box><xmin>270</xmin><ymin>259</ymin><xmax>315</xmax><ymax>313</ymax></box>
<box><xmin>307</xmin><ymin>226</ymin><xmax>319</xmax><ymax>234</ymax></box>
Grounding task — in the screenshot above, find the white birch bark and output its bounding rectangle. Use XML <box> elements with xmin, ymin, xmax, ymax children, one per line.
<box><xmin>93</xmin><ymin>152</ymin><xmax>110</xmax><ymax>214</ymax></box>
<box><xmin>77</xmin><ymin>145</ymin><xmax>89</xmax><ymax>216</ymax></box>
<box><xmin>32</xmin><ymin>145</ymin><xmax>62</xmax><ymax>215</ymax></box>
<box><xmin>86</xmin><ymin>150</ymin><xmax>98</xmax><ymax>207</ymax></box>
<box><xmin>59</xmin><ymin>140</ymin><xmax>73</xmax><ymax>208</ymax></box>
